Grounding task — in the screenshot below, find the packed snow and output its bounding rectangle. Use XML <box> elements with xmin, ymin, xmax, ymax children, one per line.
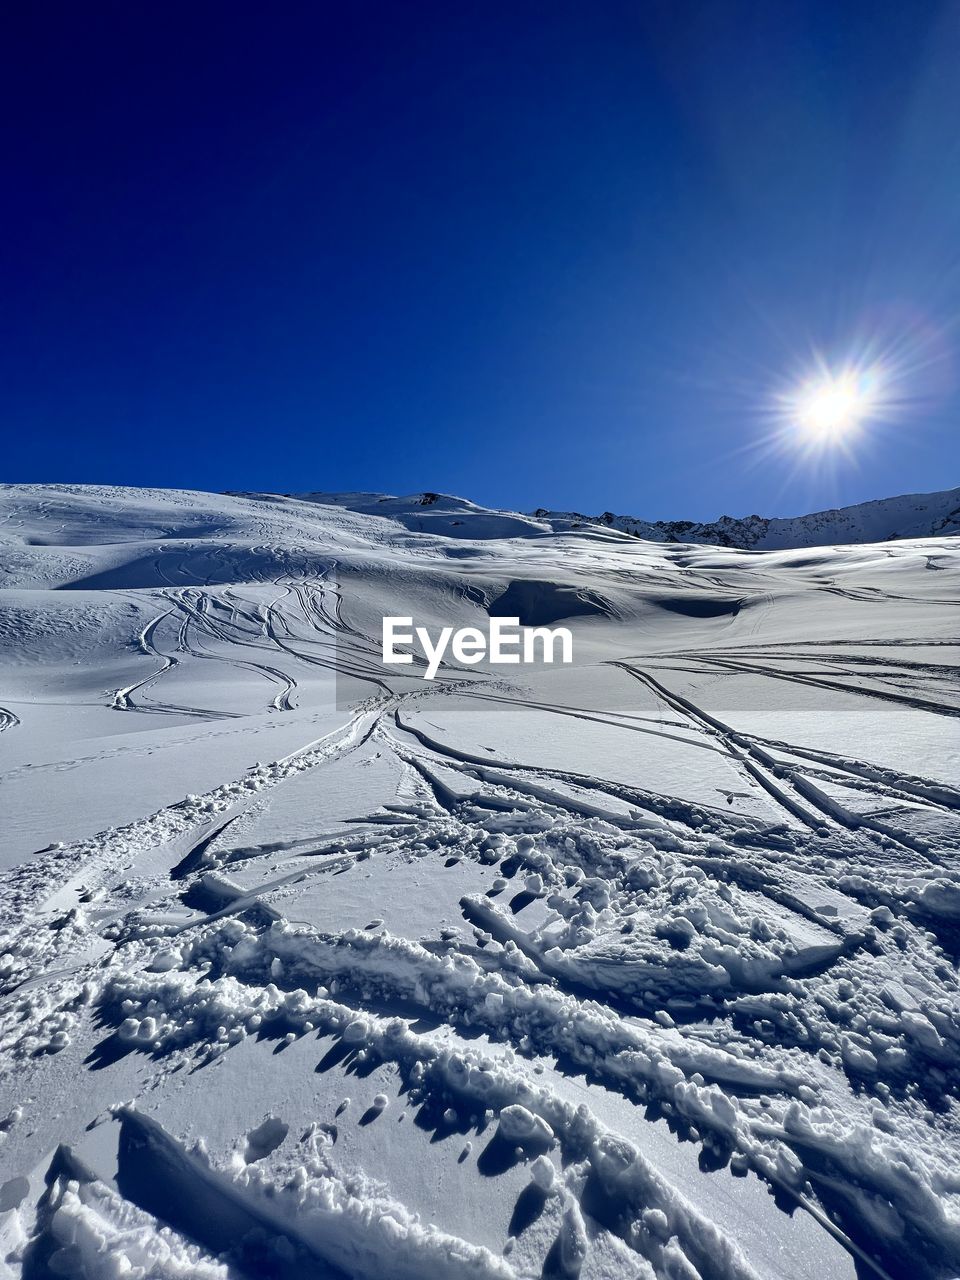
<box><xmin>1</xmin><ymin>482</ymin><xmax>959</xmax><ymax>1280</ymax></box>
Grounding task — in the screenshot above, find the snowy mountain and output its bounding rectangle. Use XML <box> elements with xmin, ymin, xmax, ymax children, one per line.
<box><xmin>531</xmin><ymin>485</ymin><xmax>960</xmax><ymax>549</ymax></box>
<box><xmin>1</xmin><ymin>482</ymin><xmax>959</xmax><ymax>1280</ymax></box>
<box><xmin>281</xmin><ymin>484</ymin><xmax>960</xmax><ymax>548</ymax></box>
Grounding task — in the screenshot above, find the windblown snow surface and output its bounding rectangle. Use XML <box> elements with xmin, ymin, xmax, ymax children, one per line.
<box><xmin>1</xmin><ymin>483</ymin><xmax>959</xmax><ymax>1280</ymax></box>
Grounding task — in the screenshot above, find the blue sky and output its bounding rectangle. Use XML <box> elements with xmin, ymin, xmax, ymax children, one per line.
<box><xmin>3</xmin><ymin>1</ymin><xmax>959</xmax><ymax>520</ymax></box>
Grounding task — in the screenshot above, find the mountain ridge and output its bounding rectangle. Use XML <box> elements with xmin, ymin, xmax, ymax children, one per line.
<box><xmin>290</xmin><ymin>483</ymin><xmax>960</xmax><ymax>549</ymax></box>
<box><xmin>530</xmin><ymin>483</ymin><xmax>960</xmax><ymax>549</ymax></box>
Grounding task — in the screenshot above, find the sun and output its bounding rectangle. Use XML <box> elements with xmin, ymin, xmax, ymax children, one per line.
<box><xmin>754</xmin><ymin>325</ymin><xmax>936</xmax><ymax>471</ymax></box>
<box><xmin>793</xmin><ymin>372</ymin><xmax>875</xmax><ymax>442</ymax></box>
<box><xmin>780</xmin><ymin>365</ymin><xmax>883</xmax><ymax>448</ymax></box>
<box><xmin>797</xmin><ymin>376</ymin><xmax>866</xmax><ymax>437</ymax></box>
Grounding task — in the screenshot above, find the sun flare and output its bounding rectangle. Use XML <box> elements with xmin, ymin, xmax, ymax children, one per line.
<box><xmin>792</xmin><ymin>372</ymin><xmax>876</xmax><ymax>442</ymax></box>
<box><xmin>772</xmin><ymin>360</ymin><xmax>890</xmax><ymax>455</ymax></box>
<box><xmin>797</xmin><ymin>377</ymin><xmax>864</xmax><ymax>436</ymax></box>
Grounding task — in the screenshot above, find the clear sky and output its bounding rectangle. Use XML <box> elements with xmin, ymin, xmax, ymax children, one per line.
<box><xmin>4</xmin><ymin>1</ymin><xmax>959</xmax><ymax>520</ymax></box>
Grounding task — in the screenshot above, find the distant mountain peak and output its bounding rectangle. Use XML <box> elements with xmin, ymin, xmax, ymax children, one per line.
<box><xmin>529</xmin><ymin>485</ymin><xmax>960</xmax><ymax>549</ymax></box>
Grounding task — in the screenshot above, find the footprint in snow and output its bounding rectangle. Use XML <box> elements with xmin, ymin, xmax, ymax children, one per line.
<box><xmin>244</xmin><ymin>1115</ymin><xmax>289</xmax><ymax>1162</ymax></box>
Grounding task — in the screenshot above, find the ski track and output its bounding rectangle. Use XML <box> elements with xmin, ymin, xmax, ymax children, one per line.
<box><xmin>1</xmin><ymin>485</ymin><xmax>959</xmax><ymax>1280</ymax></box>
<box><xmin>0</xmin><ymin>706</ymin><xmax>20</xmax><ymax>734</ymax></box>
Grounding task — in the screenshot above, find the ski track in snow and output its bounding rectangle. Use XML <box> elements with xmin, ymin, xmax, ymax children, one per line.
<box><xmin>1</xmin><ymin>484</ymin><xmax>959</xmax><ymax>1280</ymax></box>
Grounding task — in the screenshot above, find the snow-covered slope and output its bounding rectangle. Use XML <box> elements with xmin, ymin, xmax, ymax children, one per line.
<box><xmin>1</xmin><ymin>482</ymin><xmax>959</xmax><ymax>1280</ymax></box>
